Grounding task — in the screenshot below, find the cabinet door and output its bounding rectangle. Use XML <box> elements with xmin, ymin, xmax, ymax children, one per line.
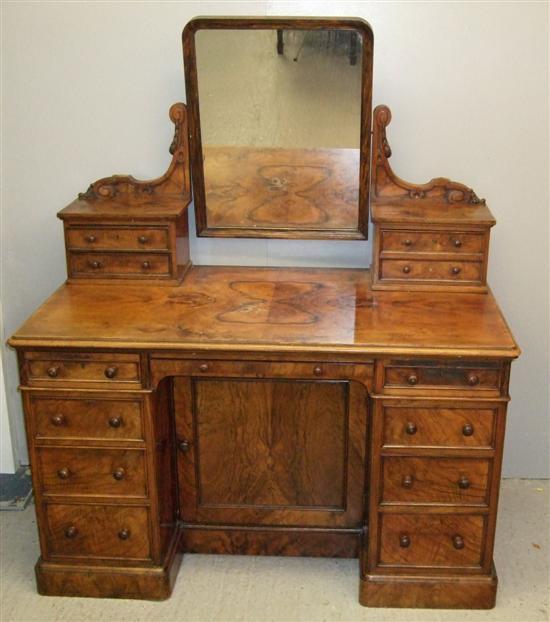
<box><xmin>174</xmin><ymin>375</ymin><xmax>367</xmax><ymax>528</ymax></box>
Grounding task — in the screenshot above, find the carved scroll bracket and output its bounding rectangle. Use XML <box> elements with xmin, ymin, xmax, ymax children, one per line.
<box><xmin>78</xmin><ymin>102</ymin><xmax>190</xmax><ymax>203</ymax></box>
<box><xmin>371</xmin><ymin>105</ymin><xmax>485</xmax><ymax>205</ymax></box>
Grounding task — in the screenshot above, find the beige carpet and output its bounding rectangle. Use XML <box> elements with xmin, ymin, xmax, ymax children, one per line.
<box><xmin>1</xmin><ymin>479</ymin><xmax>548</xmax><ymax>622</ymax></box>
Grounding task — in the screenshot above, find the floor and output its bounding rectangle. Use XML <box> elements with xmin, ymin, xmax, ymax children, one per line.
<box><xmin>1</xmin><ymin>479</ymin><xmax>548</xmax><ymax>622</ymax></box>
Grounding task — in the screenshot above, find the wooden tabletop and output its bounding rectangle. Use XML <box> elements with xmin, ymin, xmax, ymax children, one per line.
<box><xmin>9</xmin><ymin>266</ymin><xmax>519</xmax><ymax>358</ymax></box>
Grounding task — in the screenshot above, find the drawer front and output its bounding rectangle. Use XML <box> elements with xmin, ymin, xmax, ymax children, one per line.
<box><xmin>44</xmin><ymin>503</ymin><xmax>151</xmax><ymax>560</ymax></box>
<box><xmin>381</xmin><ymin>457</ymin><xmax>490</xmax><ymax>505</ymax></box>
<box><xmin>31</xmin><ymin>395</ymin><xmax>144</xmax><ymax>442</ymax></box>
<box><xmin>37</xmin><ymin>447</ymin><xmax>147</xmax><ymax>498</ymax></box>
<box><xmin>69</xmin><ymin>252</ymin><xmax>171</xmax><ymax>278</ymax></box>
<box><xmin>379</xmin><ymin>514</ymin><xmax>484</xmax><ymax>568</ymax></box>
<box><xmin>25</xmin><ymin>352</ymin><xmax>141</xmax><ymax>388</ymax></box>
<box><xmin>382</xmin><ymin>403</ymin><xmax>497</xmax><ymax>449</ymax></box>
<box><xmin>380</xmin><ymin>259</ymin><xmax>482</xmax><ymax>283</ymax></box>
<box><xmin>66</xmin><ymin>226</ymin><xmax>169</xmax><ymax>251</ymax></box>
<box><xmin>381</xmin><ymin>231</ymin><xmax>484</xmax><ymax>255</ymax></box>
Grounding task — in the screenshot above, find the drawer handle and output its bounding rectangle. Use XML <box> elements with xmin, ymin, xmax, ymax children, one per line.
<box><xmin>403</xmin><ymin>239</ymin><xmax>412</xmax><ymax>247</ymax></box>
<box><xmin>118</xmin><ymin>528</ymin><xmax>131</xmax><ymax>540</ymax></box>
<box><xmin>407</xmin><ymin>374</ymin><xmax>418</xmax><ymax>386</ymax></box>
<box><xmin>138</xmin><ymin>235</ymin><xmax>149</xmax><ymax>244</ymax></box>
<box><xmin>141</xmin><ymin>261</ymin><xmax>151</xmax><ymax>270</ymax></box>
<box><xmin>467</xmin><ymin>374</ymin><xmax>480</xmax><ymax>386</ymax></box>
<box><xmin>453</xmin><ymin>239</ymin><xmax>462</xmax><ymax>248</ymax></box>
<box><xmin>462</xmin><ymin>423</ymin><xmax>474</xmax><ymax>437</ymax></box>
<box><xmin>451</xmin><ymin>266</ymin><xmax>461</xmax><ymax>275</ymax></box>
<box><xmin>457</xmin><ymin>476</ymin><xmax>471</xmax><ymax>489</ymax></box>
<box><xmin>402</xmin><ymin>265</ymin><xmax>411</xmax><ymax>274</ymax></box>
<box><xmin>112</xmin><ymin>467</ymin><xmax>126</xmax><ymax>481</ymax></box>
<box><xmin>399</xmin><ymin>534</ymin><xmax>411</xmax><ymax>548</ymax></box>
<box><xmin>104</xmin><ymin>366</ymin><xmax>118</xmax><ymax>379</ymax></box>
<box><xmin>108</xmin><ymin>416</ymin><xmax>122</xmax><ymax>428</ymax></box>
<box><xmin>199</xmin><ymin>363</ymin><xmax>209</xmax><ymax>372</ymax></box>
<box><xmin>64</xmin><ymin>525</ymin><xmax>78</xmax><ymax>539</ymax></box>
<box><xmin>57</xmin><ymin>467</ymin><xmax>70</xmax><ymax>480</ymax></box>
<box><xmin>51</xmin><ymin>414</ymin><xmax>65</xmax><ymax>426</ymax></box>
<box><xmin>178</xmin><ymin>439</ymin><xmax>191</xmax><ymax>453</ymax></box>
<box><xmin>85</xmin><ymin>235</ymin><xmax>97</xmax><ymax>243</ymax></box>
<box><xmin>313</xmin><ymin>366</ymin><xmax>323</xmax><ymax>376</ymax></box>
<box><xmin>405</xmin><ymin>422</ymin><xmax>417</xmax><ymax>435</ymax></box>
<box><xmin>46</xmin><ymin>366</ymin><xmax>60</xmax><ymax>378</ymax></box>
<box><xmin>88</xmin><ymin>260</ymin><xmax>102</xmax><ymax>270</ymax></box>
<box><xmin>452</xmin><ymin>534</ymin><xmax>465</xmax><ymax>550</ymax></box>
<box><xmin>401</xmin><ymin>475</ymin><xmax>414</xmax><ymax>489</ymax></box>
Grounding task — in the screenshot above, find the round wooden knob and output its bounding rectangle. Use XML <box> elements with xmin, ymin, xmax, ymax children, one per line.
<box><xmin>85</xmin><ymin>235</ymin><xmax>97</xmax><ymax>243</ymax></box>
<box><xmin>407</xmin><ymin>374</ymin><xmax>418</xmax><ymax>385</ymax></box>
<box><xmin>108</xmin><ymin>416</ymin><xmax>122</xmax><ymax>428</ymax></box>
<box><xmin>104</xmin><ymin>366</ymin><xmax>118</xmax><ymax>379</ymax></box>
<box><xmin>403</xmin><ymin>239</ymin><xmax>412</xmax><ymax>247</ymax></box>
<box><xmin>399</xmin><ymin>534</ymin><xmax>411</xmax><ymax>548</ymax></box>
<box><xmin>467</xmin><ymin>374</ymin><xmax>479</xmax><ymax>386</ymax></box>
<box><xmin>118</xmin><ymin>528</ymin><xmax>131</xmax><ymax>540</ymax></box>
<box><xmin>405</xmin><ymin>422</ymin><xmax>417</xmax><ymax>435</ymax></box>
<box><xmin>51</xmin><ymin>414</ymin><xmax>65</xmax><ymax>426</ymax></box>
<box><xmin>47</xmin><ymin>366</ymin><xmax>60</xmax><ymax>378</ymax></box>
<box><xmin>89</xmin><ymin>260</ymin><xmax>102</xmax><ymax>269</ymax></box>
<box><xmin>138</xmin><ymin>236</ymin><xmax>149</xmax><ymax>244</ymax></box>
<box><xmin>452</xmin><ymin>535</ymin><xmax>465</xmax><ymax>550</ymax></box>
<box><xmin>402</xmin><ymin>475</ymin><xmax>414</xmax><ymax>489</ymax></box>
<box><xmin>458</xmin><ymin>476</ymin><xmax>471</xmax><ymax>489</ymax></box>
<box><xmin>112</xmin><ymin>467</ymin><xmax>126</xmax><ymax>481</ymax></box>
<box><xmin>402</xmin><ymin>265</ymin><xmax>411</xmax><ymax>274</ymax></box>
<box><xmin>451</xmin><ymin>267</ymin><xmax>461</xmax><ymax>275</ymax></box>
<box><xmin>64</xmin><ymin>525</ymin><xmax>78</xmax><ymax>539</ymax></box>
<box><xmin>453</xmin><ymin>239</ymin><xmax>462</xmax><ymax>248</ymax></box>
<box><xmin>462</xmin><ymin>423</ymin><xmax>474</xmax><ymax>437</ymax></box>
<box><xmin>199</xmin><ymin>363</ymin><xmax>209</xmax><ymax>372</ymax></box>
<box><xmin>141</xmin><ymin>261</ymin><xmax>151</xmax><ymax>270</ymax></box>
<box><xmin>313</xmin><ymin>366</ymin><xmax>323</xmax><ymax>376</ymax></box>
<box><xmin>178</xmin><ymin>440</ymin><xmax>191</xmax><ymax>453</ymax></box>
<box><xmin>57</xmin><ymin>467</ymin><xmax>70</xmax><ymax>480</ymax></box>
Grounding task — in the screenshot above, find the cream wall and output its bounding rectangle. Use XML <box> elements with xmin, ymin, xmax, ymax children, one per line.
<box><xmin>1</xmin><ymin>1</ymin><xmax>548</xmax><ymax>477</ymax></box>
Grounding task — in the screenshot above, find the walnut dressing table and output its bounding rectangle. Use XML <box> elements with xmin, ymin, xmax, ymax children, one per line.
<box><xmin>8</xmin><ymin>17</ymin><xmax>519</xmax><ymax>609</ymax></box>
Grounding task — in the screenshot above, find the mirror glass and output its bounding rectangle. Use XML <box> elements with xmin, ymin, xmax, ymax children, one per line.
<box><xmin>188</xmin><ymin>23</ymin><xmax>370</xmax><ymax>238</ymax></box>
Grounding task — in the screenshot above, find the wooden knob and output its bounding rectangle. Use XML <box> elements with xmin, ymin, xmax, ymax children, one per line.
<box><xmin>462</xmin><ymin>423</ymin><xmax>474</xmax><ymax>437</ymax></box>
<box><xmin>402</xmin><ymin>265</ymin><xmax>411</xmax><ymax>274</ymax></box>
<box><xmin>399</xmin><ymin>534</ymin><xmax>411</xmax><ymax>548</ymax></box>
<box><xmin>89</xmin><ymin>260</ymin><xmax>101</xmax><ymax>269</ymax></box>
<box><xmin>85</xmin><ymin>235</ymin><xmax>96</xmax><ymax>243</ymax></box>
<box><xmin>47</xmin><ymin>366</ymin><xmax>60</xmax><ymax>378</ymax></box>
<box><xmin>403</xmin><ymin>239</ymin><xmax>412</xmax><ymax>247</ymax></box>
<box><xmin>405</xmin><ymin>422</ymin><xmax>417</xmax><ymax>435</ymax></box>
<box><xmin>451</xmin><ymin>267</ymin><xmax>461</xmax><ymax>275</ymax></box>
<box><xmin>407</xmin><ymin>374</ymin><xmax>418</xmax><ymax>385</ymax></box>
<box><xmin>467</xmin><ymin>374</ymin><xmax>479</xmax><ymax>386</ymax></box>
<box><xmin>199</xmin><ymin>363</ymin><xmax>209</xmax><ymax>372</ymax></box>
<box><xmin>458</xmin><ymin>476</ymin><xmax>471</xmax><ymax>489</ymax></box>
<box><xmin>51</xmin><ymin>414</ymin><xmax>65</xmax><ymax>426</ymax></box>
<box><xmin>137</xmin><ymin>235</ymin><xmax>149</xmax><ymax>244</ymax></box>
<box><xmin>57</xmin><ymin>467</ymin><xmax>70</xmax><ymax>480</ymax></box>
<box><xmin>178</xmin><ymin>440</ymin><xmax>191</xmax><ymax>453</ymax></box>
<box><xmin>453</xmin><ymin>239</ymin><xmax>462</xmax><ymax>248</ymax></box>
<box><xmin>112</xmin><ymin>467</ymin><xmax>125</xmax><ymax>481</ymax></box>
<box><xmin>141</xmin><ymin>261</ymin><xmax>151</xmax><ymax>270</ymax></box>
<box><xmin>313</xmin><ymin>366</ymin><xmax>323</xmax><ymax>376</ymax></box>
<box><xmin>118</xmin><ymin>528</ymin><xmax>131</xmax><ymax>540</ymax></box>
<box><xmin>64</xmin><ymin>525</ymin><xmax>78</xmax><ymax>539</ymax></box>
<box><xmin>104</xmin><ymin>366</ymin><xmax>118</xmax><ymax>379</ymax></box>
<box><xmin>108</xmin><ymin>416</ymin><xmax>122</xmax><ymax>428</ymax></box>
<box><xmin>402</xmin><ymin>475</ymin><xmax>414</xmax><ymax>489</ymax></box>
<box><xmin>452</xmin><ymin>534</ymin><xmax>465</xmax><ymax>550</ymax></box>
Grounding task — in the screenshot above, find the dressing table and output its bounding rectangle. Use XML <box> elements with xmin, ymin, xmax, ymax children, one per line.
<box><xmin>8</xmin><ymin>17</ymin><xmax>519</xmax><ymax>609</ymax></box>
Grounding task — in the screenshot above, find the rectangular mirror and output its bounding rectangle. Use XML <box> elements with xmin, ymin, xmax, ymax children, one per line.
<box><xmin>183</xmin><ymin>17</ymin><xmax>373</xmax><ymax>239</ymax></box>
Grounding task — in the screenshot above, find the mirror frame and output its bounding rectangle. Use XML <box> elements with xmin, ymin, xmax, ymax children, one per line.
<box><xmin>182</xmin><ymin>16</ymin><xmax>374</xmax><ymax>240</ymax></box>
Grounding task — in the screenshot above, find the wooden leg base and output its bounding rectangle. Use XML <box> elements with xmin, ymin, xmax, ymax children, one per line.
<box><xmin>359</xmin><ymin>565</ymin><xmax>498</xmax><ymax>609</ymax></box>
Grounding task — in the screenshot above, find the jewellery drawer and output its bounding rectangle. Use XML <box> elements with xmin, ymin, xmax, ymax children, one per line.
<box><xmin>66</xmin><ymin>226</ymin><xmax>169</xmax><ymax>251</ymax></box>
<box><xmin>68</xmin><ymin>252</ymin><xmax>171</xmax><ymax>278</ymax></box>
<box><xmin>24</xmin><ymin>352</ymin><xmax>142</xmax><ymax>388</ymax></box>
<box><xmin>37</xmin><ymin>447</ymin><xmax>147</xmax><ymax>498</ymax></box>
<box><xmin>381</xmin><ymin>230</ymin><xmax>484</xmax><ymax>255</ymax></box>
<box><xmin>44</xmin><ymin>503</ymin><xmax>151</xmax><ymax>561</ymax></box>
<box><xmin>378</xmin><ymin>514</ymin><xmax>484</xmax><ymax>568</ymax></box>
<box><xmin>381</xmin><ymin>401</ymin><xmax>498</xmax><ymax>449</ymax></box>
<box><xmin>381</xmin><ymin>457</ymin><xmax>490</xmax><ymax>505</ymax></box>
<box><xmin>380</xmin><ymin>259</ymin><xmax>482</xmax><ymax>283</ymax></box>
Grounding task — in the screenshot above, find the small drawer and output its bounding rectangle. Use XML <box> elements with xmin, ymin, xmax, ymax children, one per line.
<box><xmin>24</xmin><ymin>352</ymin><xmax>142</xmax><ymax>388</ymax></box>
<box><xmin>37</xmin><ymin>447</ymin><xmax>147</xmax><ymax>498</ymax></box>
<box><xmin>30</xmin><ymin>395</ymin><xmax>144</xmax><ymax>442</ymax></box>
<box><xmin>381</xmin><ymin>231</ymin><xmax>484</xmax><ymax>255</ymax></box>
<box><xmin>379</xmin><ymin>514</ymin><xmax>484</xmax><ymax>568</ymax></box>
<box><xmin>44</xmin><ymin>503</ymin><xmax>151</xmax><ymax>561</ymax></box>
<box><xmin>66</xmin><ymin>226</ymin><xmax>169</xmax><ymax>251</ymax></box>
<box><xmin>381</xmin><ymin>457</ymin><xmax>490</xmax><ymax>505</ymax></box>
<box><xmin>380</xmin><ymin>259</ymin><xmax>482</xmax><ymax>283</ymax></box>
<box><xmin>381</xmin><ymin>402</ymin><xmax>498</xmax><ymax>449</ymax></box>
<box><xmin>68</xmin><ymin>252</ymin><xmax>171</xmax><ymax>278</ymax></box>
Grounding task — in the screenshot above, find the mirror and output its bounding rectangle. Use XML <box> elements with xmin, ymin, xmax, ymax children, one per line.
<box><xmin>183</xmin><ymin>18</ymin><xmax>373</xmax><ymax>239</ymax></box>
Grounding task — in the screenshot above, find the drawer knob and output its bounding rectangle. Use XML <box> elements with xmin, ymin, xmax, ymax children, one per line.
<box><xmin>108</xmin><ymin>416</ymin><xmax>122</xmax><ymax>428</ymax></box>
<box><xmin>452</xmin><ymin>534</ymin><xmax>465</xmax><ymax>550</ymax></box>
<box><xmin>407</xmin><ymin>374</ymin><xmax>418</xmax><ymax>386</ymax></box>
<box><xmin>453</xmin><ymin>239</ymin><xmax>462</xmax><ymax>248</ymax></box>
<box><xmin>399</xmin><ymin>534</ymin><xmax>411</xmax><ymax>548</ymax></box>
<box><xmin>138</xmin><ymin>235</ymin><xmax>149</xmax><ymax>244</ymax></box>
<box><xmin>64</xmin><ymin>525</ymin><xmax>78</xmax><ymax>539</ymax></box>
<box><xmin>405</xmin><ymin>422</ymin><xmax>417</xmax><ymax>435</ymax></box>
<box><xmin>141</xmin><ymin>261</ymin><xmax>151</xmax><ymax>270</ymax></box>
<box><xmin>403</xmin><ymin>239</ymin><xmax>412</xmax><ymax>247</ymax></box>
<box><xmin>313</xmin><ymin>366</ymin><xmax>323</xmax><ymax>376</ymax></box>
<box><xmin>451</xmin><ymin>266</ymin><xmax>461</xmax><ymax>275</ymax></box>
<box><xmin>178</xmin><ymin>439</ymin><xmax>191</xmax><ymax>453</ymax></box>
<box><xmin>46</xmin><ymin>366</ymin><xmax>60</xmax><ymax>378</ymax></box>
<box><xmin>402</xmin><ymin>265</ymin><xmax>411</xmax><ymax>274</ymax></box>
<box><xmin>118</xmin><ymin>528</ymin><xmax>131</xmax><ymax>540</ymax></box>
<box><xmin>104</xmin><ymin>366</ymin><xmax>118</xmax><ymax>379</ymax></box>
<box><xmin>467</xmin><ymin>374</ymin><xmax>480</xmax><ymax>386</ymax></box>
<box><xmin>112</xmin><ymin>467</ymin><xmax>126</xmax><ymax>481</ymax></box>
<box><xmin>401</xmin><ymin>475</ymin><xmax>414</xmax><ymax>489</ymax></box>
<box><xmin>51</xmin><ymin>414</ymin><xmax>65</xmax><ymax>426</ymax></box>
<box><xmin>89</xmin><ymin>260</ymin><xmax>102</xmax><ymax>269</ymax></box>
<box><xmin>199</xmin><ymin>363</ymin><xmax>209</xmax><ymax>372</ymax></box>
<box><xmin>85</xmin><ymin>235</ymin><xmax>97</xmax><ymax>243</ymax></box>
<box><xmin>458</xmin><ymin>476</ymin><xmax>471</xmax><ymax>490</ymax></box>
<box><xmin>462</xmin><ymin>423</ymin><xmax>474</xmax><ymax>437</ymax></box>
<box><xmin>57</xmin><ymin>467</ymin><xmax>70</xmax><ymax>480</ymax></box>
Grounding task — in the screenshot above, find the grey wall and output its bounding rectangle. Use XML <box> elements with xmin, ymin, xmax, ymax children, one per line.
<box><xmin>1</xmin><ymin>1</ymin><xmax>548</xmax><ymax>477</ymax></box>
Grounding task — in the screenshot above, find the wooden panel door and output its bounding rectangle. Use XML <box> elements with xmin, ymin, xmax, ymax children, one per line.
<box><xmin>174</xmin><ymin>375</ymin><xmax>367</xmax><ymax>528</ymax></box>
